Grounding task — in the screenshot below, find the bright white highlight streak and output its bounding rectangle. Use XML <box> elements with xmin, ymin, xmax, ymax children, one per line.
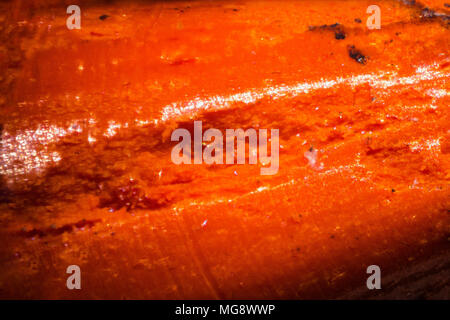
<box><xmin>0</xmin><ymin>63</ymin><xmax>448</xmax><ymax>181</ymax></box>
<box><xmin>160</xmin><ymin>64</ymin><xmax>448</xmax><ymax>121</ymax></box>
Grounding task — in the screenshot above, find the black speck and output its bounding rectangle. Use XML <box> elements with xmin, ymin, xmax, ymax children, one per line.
<box><xmin>445</xmin><ymin>4</ymin><xmax>450</xmax><ymax>8</ymax></box>
<box><xmin>392</xmin><ymin>188</ymin><xmax>396</xmax><ymax>193</ymax></box>
<box><xmin>334</xmin><ymin>31</ymin><xmax>346</xmax><ymax>40</ymax></box>
<box><xmin>232</xmin><ymin>8</ymin><xmax>239</xmax><ymax>12</ymax></box>
<box><xmin>348</xmin><ymin>45</ymin><xmax>367</xmax><ymax>64</ymax></box>
<box><xmin>421</xmin><ymin>8</ymin><xmax>436</xmax><ymax>18</ymax></box>
<box><xmin>99</xmin><ymin>15</ymin><xmax>109</xmax><ymax>20</ymax></box>
<box><xmin>355</xmin><ymin>18</ymin><xmax>362</xmax><ymax>23</ymax></box>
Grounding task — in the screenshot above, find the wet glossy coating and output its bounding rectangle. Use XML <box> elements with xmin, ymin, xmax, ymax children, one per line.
<box><xmin>0</xmin><ymin>0</ymin><xmax>449</xmax><ymax>298</ymax></box>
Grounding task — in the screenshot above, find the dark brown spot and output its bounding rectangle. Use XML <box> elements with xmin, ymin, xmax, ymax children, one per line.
<box><xmin>347</xmin><ymin>45</ymin><xmax>367</xmax><ymax>64</ymax></box>
<box><xmin>18</xmin><ymin>219</ymin><xmax>100</xmax><ymax>238</ymax></box>
<box><xmin>309</xmin><ymin>23</ymin><xmax>346</xmax><ymax>40</ymax></box>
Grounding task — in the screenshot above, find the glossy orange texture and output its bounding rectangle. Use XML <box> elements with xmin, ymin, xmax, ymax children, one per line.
<box><xmin>0</xmin><ymin>0</ymin><xmax>449</xmax><ymax>299</ymax></box>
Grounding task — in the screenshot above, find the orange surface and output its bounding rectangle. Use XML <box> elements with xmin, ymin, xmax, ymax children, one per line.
<box><xmin>0</xmin><ymin>0</ymin><xmax>449</xmax><ymax>299</ymax></box>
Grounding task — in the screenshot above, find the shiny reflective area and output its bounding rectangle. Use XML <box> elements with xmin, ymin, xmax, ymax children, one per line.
<box><xmin>1</xmin><ymin>64</ymin><xmax>448</xmax><ymax>182</ymax></box>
